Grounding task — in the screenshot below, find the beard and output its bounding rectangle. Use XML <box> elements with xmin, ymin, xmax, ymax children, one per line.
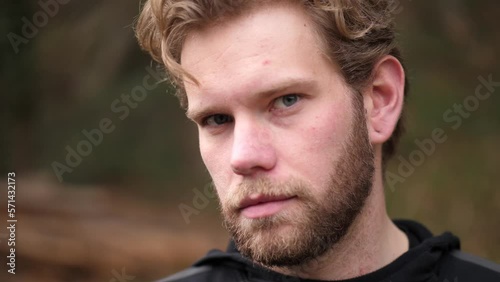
<box><xmin>218</xmin><ymin>96</ymin><xmax>375</xmax><ymax>267</ymax></box>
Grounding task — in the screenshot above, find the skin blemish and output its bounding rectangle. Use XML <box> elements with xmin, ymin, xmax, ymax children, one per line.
<box><xmin>263</xmin><ymin>60</ymin><xmax>271</xmax><ymax>66</ymax></box>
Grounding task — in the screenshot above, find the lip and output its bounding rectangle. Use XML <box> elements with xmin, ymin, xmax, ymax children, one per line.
<box><xmin>238</xmin><ymin>194</ymin><xmax>296</xmax><ymax>219</ymax></box>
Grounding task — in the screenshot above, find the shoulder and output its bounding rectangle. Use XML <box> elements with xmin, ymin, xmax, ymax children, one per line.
<box><xmin>155</xmin><ymin>266</ymin><xmax>213</xmax><ymax>282</ymax></box>
<box><xmin>438</xmin><ymin>250</ymin><xmax>500</xmax><ymax>281</ymax></box>
<box><xmin>154</xmin><ymin>264</ymin><xmax>244</xmax><ymax>282</ymax></box>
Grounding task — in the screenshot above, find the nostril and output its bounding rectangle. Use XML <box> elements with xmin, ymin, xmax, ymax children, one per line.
<box><xmin>231</xmin><ymin>165</ymin><xmax>246</xmax><ymax>175</ymax></box>
<box><xmin>230</xmin><ymin>148</ymin><xmax>277</xmax><ymax>176</ymax></box>
<box><xmin>230</xmin><ymin>157</ymin><xmax>254</xmax><ymax>175</ymax></box>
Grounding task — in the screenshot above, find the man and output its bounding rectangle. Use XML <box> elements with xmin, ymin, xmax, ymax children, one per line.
<box><xmin>135</xmin><ymin>0</ymin><xmax>500</xmax><ymax>281</ymax></box>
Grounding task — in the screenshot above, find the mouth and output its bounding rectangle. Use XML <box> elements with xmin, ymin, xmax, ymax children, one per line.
<box><xmin>238</xmin><ymin>194</ymin><xmax>297</xmax><ymax>219</ymax></box>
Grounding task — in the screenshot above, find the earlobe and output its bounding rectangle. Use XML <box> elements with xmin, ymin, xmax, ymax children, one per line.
<box><xmin>364</xmin><ymin>55</ymin><xmax>405</xmax><ymax>145</ymax></box>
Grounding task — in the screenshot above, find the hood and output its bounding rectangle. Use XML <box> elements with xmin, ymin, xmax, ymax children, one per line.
<box><xmin>192</xmin><ymin>220</ymin><xmax>461</xmax><ymax>282</ymax></box>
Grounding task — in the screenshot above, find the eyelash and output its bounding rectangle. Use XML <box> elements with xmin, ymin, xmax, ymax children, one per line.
<box><xmin>200</xmin><ymin>93</ymin><xmax>303</xmax><ymax>127</ymax></box>
<box><xmin>272</xmin><ymin>94</ymin><xmax>301</xmax><ymax>110</ymax></box>
<box><xmin>201</xmin><ymin>114</ymin><xmax>233</xmax><ymax>127</ymax></box>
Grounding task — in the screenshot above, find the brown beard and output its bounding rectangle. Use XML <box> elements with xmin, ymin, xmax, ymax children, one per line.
<box><xmin>218</xmin><ymin>95</ymin><xmax>375</xmax><ymax>267</ymax></box>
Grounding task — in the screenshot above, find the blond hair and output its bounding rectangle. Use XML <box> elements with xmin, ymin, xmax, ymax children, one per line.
<box><xmin>135</xmin><ymin>0</ymin><xmax>409</xmax><ymax>165</ymax></box>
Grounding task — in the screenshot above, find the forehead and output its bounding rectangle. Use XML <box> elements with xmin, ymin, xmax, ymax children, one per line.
<box><xmin>180</xmin><ymin>3</ymin><xmax>334</xmax><ymax>103</ymax></box>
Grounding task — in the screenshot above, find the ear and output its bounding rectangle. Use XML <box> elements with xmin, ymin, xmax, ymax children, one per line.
<box><xmin>363</xmin><ymin>55</ymin><xmax>405</xmax><ymax>145</ymax></box>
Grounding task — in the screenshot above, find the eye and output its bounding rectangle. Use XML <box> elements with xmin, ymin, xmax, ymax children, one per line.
<box><xmin>204</xmin><ymin>114</ymin><xmax>233</xmax><ymax>126</ymax></box>
<box><xmin>273</xmin><ymin>94</ymin><xmax>300</xmax><ymax>109</ymax></box>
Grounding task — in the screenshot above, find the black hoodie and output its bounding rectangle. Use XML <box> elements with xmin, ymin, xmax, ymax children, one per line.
<box><xmin>157</xmin><ymin>220</ymin><xmax>500</xmax><ymax>282</ymax></box>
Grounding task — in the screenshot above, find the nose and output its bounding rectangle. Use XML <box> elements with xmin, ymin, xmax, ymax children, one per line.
<box><xmin>230</xmin><ymin>118</ymin><xmax>277</xmax><ymax>175</ymax></box>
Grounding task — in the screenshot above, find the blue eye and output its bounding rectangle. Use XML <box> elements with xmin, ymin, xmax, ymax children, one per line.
<box><xmin>274</xmin><ymin>94</ymin><xmax>300</xmax><ymax>109</ymax></box>
<box><xmin>205</xmin><ymin>114</ymin><xmax>233</xmax><ymax>126</ymax></box>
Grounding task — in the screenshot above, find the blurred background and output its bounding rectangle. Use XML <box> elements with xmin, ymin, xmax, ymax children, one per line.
<box><xmin>1</xmin><ymin>0</ymin><xmax>499</xmax><ymax>281</ymax></box>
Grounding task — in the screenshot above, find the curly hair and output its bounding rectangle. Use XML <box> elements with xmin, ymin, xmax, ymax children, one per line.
<box><xmin>135</xmin><ymin>0</ymin><xmax>409</xmax><ymax>165</ymax></box>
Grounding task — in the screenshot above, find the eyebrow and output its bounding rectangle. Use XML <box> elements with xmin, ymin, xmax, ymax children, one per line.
<box><xmin>186</xmin><ymin>78</ymin><xmax>317</xmax><ymax>122</ymax></box>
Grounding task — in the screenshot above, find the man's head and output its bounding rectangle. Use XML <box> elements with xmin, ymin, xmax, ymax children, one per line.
<box><xmin>136</xmin><ymin>0</ymin><xmax>408</xmax><ymax>165</ymax></box>
<box><xmin>136</xmin><ymin>0</ymin><xmax>406</xmax><ymax>267</ymax></box>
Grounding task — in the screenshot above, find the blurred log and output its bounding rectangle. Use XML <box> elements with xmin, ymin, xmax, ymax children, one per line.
<box><xmin>0</xmin><ymin>174</ymin><xmax>227</xmax><ymax>282</ymax></box>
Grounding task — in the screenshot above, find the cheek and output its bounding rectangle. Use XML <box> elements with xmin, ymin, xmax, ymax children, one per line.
<box><xmin>199</xmin><ymin>136</ymin><xmax>231</xmax><ymax>197</ymax></box>
<box><xmin>285</xmin><ymin>104</ymin><xmax>352</xmax><ymax>187</ymax></box>
<box><xmin>306</xmin><ymin>104</ymin><xmax>349</xmax><ymax>150</ymax></box>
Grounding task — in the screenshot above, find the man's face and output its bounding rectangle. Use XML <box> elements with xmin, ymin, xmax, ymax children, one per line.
<box><xmin>182</xmin><ymin>4</ymin><xmax>374</xmax><ymax>266</ymax></box>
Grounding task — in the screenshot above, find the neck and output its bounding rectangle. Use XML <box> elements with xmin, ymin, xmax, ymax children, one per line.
<box><xmin>272</xmin><ymin>152</ymin><xmax>409</xmax><ymax>280</ymax></box>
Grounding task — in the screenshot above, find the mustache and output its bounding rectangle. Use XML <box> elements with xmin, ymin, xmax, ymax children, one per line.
<box><xmin>223</xmin><ymin>177</ymin><xmax>311</xmax><ymax>212</ymax></box>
